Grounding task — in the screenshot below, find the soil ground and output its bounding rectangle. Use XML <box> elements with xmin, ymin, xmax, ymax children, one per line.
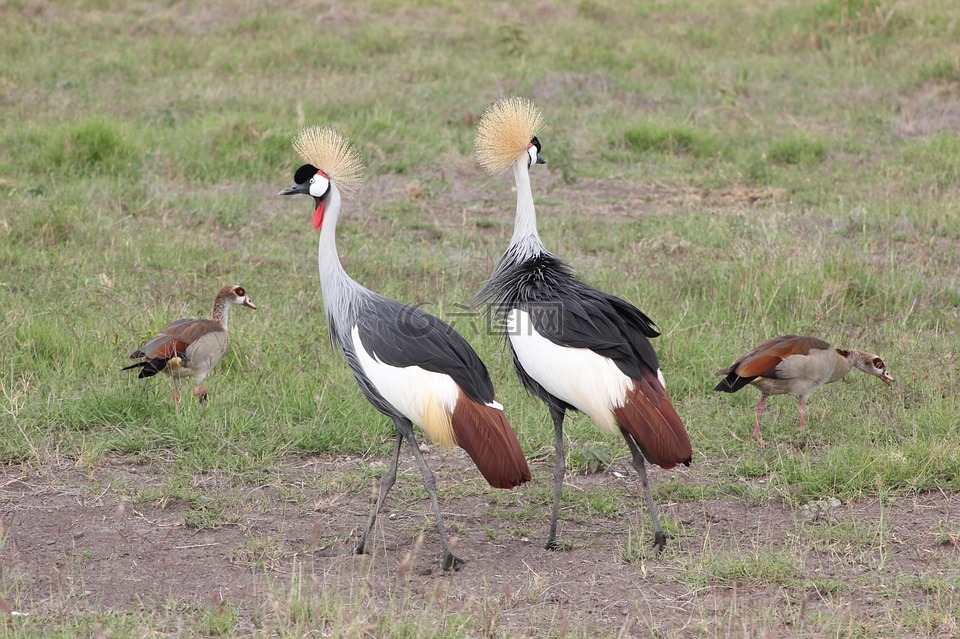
<box><xmin>2</xmin><ymin>450</ymin><xmax>957</xmax><ymax>637</ymax></box>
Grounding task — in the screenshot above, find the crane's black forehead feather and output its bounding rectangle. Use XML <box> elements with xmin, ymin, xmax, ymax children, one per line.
<box><xmin>294</xmin><ymin>164</ymin><xmax>320</xmax><ymax>185</ymax></box>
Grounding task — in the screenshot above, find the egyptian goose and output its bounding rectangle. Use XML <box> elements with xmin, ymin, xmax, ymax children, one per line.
<box><xmin>123</xmin><ymin>285</ymin><xmax>256</xmax><ymax>405</ymax></box>
<box><xmin>714</xmin><ymin>335</ymin><xmax>894</xmax><ymax>441</ymax></box>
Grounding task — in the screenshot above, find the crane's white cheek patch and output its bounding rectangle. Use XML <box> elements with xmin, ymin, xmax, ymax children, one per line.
<box><xmin>351</xmin><ymin>326</ymin><xmax>460</xmax><ymax>446</ymax></box>
<box><xmin>507</xmin><ymin>309</ymin><xmax>631</xmax><ymax>434</ymax></box>
<box><xmin>309</xmin><ymin>175</ymin><xmax>329</xmax><ymax>198</ymax></box>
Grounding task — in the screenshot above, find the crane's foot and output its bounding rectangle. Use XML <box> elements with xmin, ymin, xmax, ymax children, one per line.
<box><xmin>354</xmin><ymin>540</ymin><xmax>368</xmax><ymax>556</ymax></box>
<box><xmin>652</xmin><ymin>531</ymin><xmax>668</xmax><ymax>553</ymax></box>
<box><xmin>441</xmin><ymin>551</ymin><xmax>465</xmax><ymax>572</ymax></box>
<box><xmin>545</xmin><ymin>538</ymin><xmax>563</xmax><ymax>551</ymax></box>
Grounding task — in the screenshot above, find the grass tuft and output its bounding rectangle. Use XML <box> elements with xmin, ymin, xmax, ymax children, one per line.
<box><xmin>622</xmin><ymin>122</ymin><xmax>717</xmax><ymax>158</ymax></box>
<box><xmin>690</xmin><ymin>550</ymin><xmax>798</xmax><ymax>588</ymax></box>
<box><xmin>767</xmin><ymin>134</ymin><xmax>828</xmax><ymax>166</ymax></box>
<box><xmin>34</xmin><ymin>120</ymin><xmax>140</xmax><ymax>177</ymax></box>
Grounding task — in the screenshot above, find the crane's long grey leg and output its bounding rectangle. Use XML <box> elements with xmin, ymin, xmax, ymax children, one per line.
<box><xmin>545</xmin><ymin>405</ymin><xmax>567</xmax><ymax>550</ymax></box>
<box><xmin>355</xmin><ymin>431</ymin><xmax>403</xmax><ymax>556</ymax></box>
<box><xmin>394</xmin><ymin>417</ymin><xmax>463</xmax><ymax>571</ymax></box>
<box><xmin>622</xmin><ymin>433</ymin><xmax>667</xmax><ymax>552</ymax></box>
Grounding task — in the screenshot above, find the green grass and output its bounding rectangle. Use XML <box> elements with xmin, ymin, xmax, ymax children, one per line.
<box><xmin>767</xmin><ymin>134</ymin><xmax>828</xmax><ymax>166</ymax></box>
<box><xmin>688</xmin><ymin>550</ymin><xmax>800</xmax><ymax>588</ymax></box>
<box><xmin>3</xmin><ymin>0</ymin><xmax>960</xmax><ymax>636</ymax></box>
<box><xmin>622</xmin><ymin>122</ymin><xmax>718</xmax><ymax>158</ymax></box>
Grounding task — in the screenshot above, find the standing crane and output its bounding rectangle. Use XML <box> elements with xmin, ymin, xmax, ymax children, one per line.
<box><xmin>279</xmin><ymin>126</ymin><xmax>530</xmax><ymax>570</ymax></box>
<box><xmin>474</xmin><ymin>98</ymin><xmax>692</xmax><ymax>551</ymax></box>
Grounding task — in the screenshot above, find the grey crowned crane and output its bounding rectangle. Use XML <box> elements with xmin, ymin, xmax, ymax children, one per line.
<box><xmin>278</xmin><ymin>126</ymin><xmax>530</xmax><ymax>570</ymax></box>
<box><xmin>123</xmin><ymin>284</ymin><xmax>256</xmax><ymax>405</ymax></box>
<box><xmin>474</xmin><ymin>98</ymin><xmax>692</xmax><ymax>551</ymax></box>
<box><xmin>714</xmin><ymin>335</ymin><xmax>894</xmax><ymax>442</ymax></box>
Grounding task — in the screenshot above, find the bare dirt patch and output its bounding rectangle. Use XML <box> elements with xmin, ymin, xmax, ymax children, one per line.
<box><xmin>2</xmin><ymin>452</ymin><xmax>958</xmax><ymax>636</ymax></box>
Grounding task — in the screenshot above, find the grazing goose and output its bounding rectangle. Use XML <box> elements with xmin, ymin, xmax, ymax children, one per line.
<box><xmin>278</xmin><ymin>126</ymin><xmax>530</xmax><ymax>570</ymax></box>
<box><xmin>714</xmin><ymin>334</ymin><xmax>894</xmax><ymax>442</ymax></box>
<box><xmin>123</xmin><ymin>284</ymin><xmax>256</xmax><ymax>405</ymax></box>
<box><xmin>474</xmin><ymin>97</ymin><xmax>692</xmax><ymax>552</ymax></box>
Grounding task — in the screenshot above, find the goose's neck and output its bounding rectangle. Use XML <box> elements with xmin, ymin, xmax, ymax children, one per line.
<box><xmin>211</xmin><ymin>297</ymin><xmax>231</xmax><ymax>330</ymax></box>
<box><xmin>508</xmin><ymin>160</ymin><xmax>545</xmax><ymax>259</ymax></box>
<box><xmin>829</xmin><ymin>351</ymin><xmax>855</xmax><ymax>383</ymax></box>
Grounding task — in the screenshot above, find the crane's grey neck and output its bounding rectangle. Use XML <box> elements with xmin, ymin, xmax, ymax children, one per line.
<box><xmin>316</xmin><ymin>184</ymin><xmax>369</xmax><ymax>334</ymax></box>
<box><xmin>507</xmin><ymin>159</ymin><xmax>545</xmax><ymax>259</ymax></box>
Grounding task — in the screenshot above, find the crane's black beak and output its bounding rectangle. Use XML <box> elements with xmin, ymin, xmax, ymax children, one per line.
<box><xmin>536</xmin><ymin>154</ymin><xmax>546</xmax><ymax>165</ymax></box>
<box><xmin>278</xmin><ymin>183</ymin><xmax>310</xmax><ymax>197</ymax></box>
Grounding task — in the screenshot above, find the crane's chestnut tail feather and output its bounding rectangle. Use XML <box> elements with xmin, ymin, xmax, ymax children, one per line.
<box><xmin>121</xmin><ymin>358</ymin><xmax>169</xmax><ymax>379</ymax></box>
<box><xmin>450</xmin><ymin>391</ymin><xmax>531</xmax><ymax>489</ymax></box>
<box><xmin>613</xmin><ymin>369</ymin><xmax>692</xmax><ymax>469</ymax></box>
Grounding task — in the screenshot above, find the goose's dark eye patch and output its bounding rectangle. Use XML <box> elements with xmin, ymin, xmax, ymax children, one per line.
<box><xmin>236</xmin><ymin>287</ymin><xmax>246</xmax><ymax>297</ymax></box>
<box><xmin>873</xmin><ymin>357</ymin><xmax>885</xmax><ymax>369</ymax></box>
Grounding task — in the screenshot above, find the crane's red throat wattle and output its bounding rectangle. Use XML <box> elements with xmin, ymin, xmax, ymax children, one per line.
<box><xmin>313</xmin><ymin>201</ymin><xmax>325</xmax><ymax>230</ymax></box>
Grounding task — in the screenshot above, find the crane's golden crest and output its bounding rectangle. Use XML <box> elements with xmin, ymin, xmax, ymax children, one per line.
<box><xmin>292</xmin><ymin>126</ymin><xmax>365</xmax><ymax>196</ymax></box>
<box><xmin>475</xmin><ymin>97</ymin><xmax>544</xmax><ymax>175</ymax></box>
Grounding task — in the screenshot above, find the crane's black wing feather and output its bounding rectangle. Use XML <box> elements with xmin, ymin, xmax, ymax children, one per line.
<box><xmin>480</xmin><ymin>251</ymin><xmax>662</xmax><ymax>380</ymax></box>
<box><xmin>353</xmin><ymin>297</ymin><xmax>496</xmax><ymax>405</ymax></box>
